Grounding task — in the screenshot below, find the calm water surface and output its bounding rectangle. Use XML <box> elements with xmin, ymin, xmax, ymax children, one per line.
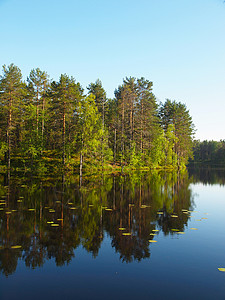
<box><xmin>0</xmin><ymin>169</ymin><xmax>225</xmax><ymax>300</ymax></box>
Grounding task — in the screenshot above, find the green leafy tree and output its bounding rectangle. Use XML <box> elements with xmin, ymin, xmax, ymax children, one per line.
<box><xmin>75</xmin><ymin>94</ymin><xmax>112</xmax><ymax>177</ymax></box>
<box><xmin>159</xmin><ymin>99</ymin><xmax>195</xmax><ymax>168</ymax></box>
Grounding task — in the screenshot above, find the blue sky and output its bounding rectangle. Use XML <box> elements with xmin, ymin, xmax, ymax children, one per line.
<box><xmin>0</xmin><ymin>0</ymin><xmax>225</xmax><ymax>141</ymax></box>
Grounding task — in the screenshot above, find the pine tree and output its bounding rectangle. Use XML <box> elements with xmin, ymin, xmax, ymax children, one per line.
<box><xmin>135</xmin><ymin>78</ymin><xmax>161</xmax><ymax>163</ymax></box>
<box><xmin>0</xmin><ymin>64</ymin><xmax>26</xmax><ymax>169</ymax></box>
<box><xmin>87</xmin><ymin>79</ymin><xmax>107</xmax><ymax>127</ymax></box>
<box><xmin>115</xmin><ymin>77</ymin><xmax>138</xmax><ymax>167</ymax></box>
<box><xmin>49</xmin><ymin>74</ymin><xmax>83</xmax><ymax>164</ymax></box>
<box><xmin>27</xmin><ymin>68</ymin><xmax>50</xmax><ymax>151</ymax></box>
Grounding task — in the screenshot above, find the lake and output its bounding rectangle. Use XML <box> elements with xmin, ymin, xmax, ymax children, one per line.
<box><xmin>0</xmin><ymin>168</ymin><xmax>225</xmax><ymax>300</ymax></box>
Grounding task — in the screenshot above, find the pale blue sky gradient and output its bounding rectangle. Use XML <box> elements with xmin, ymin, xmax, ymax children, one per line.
<box><xmin>0</xmin><ymin>0</ymin><xmax>225</xmax><ymax>140</ymax></box>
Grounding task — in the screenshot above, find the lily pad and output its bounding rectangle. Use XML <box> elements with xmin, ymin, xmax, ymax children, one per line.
<box><xmin>218</xmin><ymin>268</ymin><xmax>225</xmax><ymax>272</ymax></box>
<box><xmin>140</xmin><ymin>205</ymin><xmax>148</xmax><ymax>208</ymax></box>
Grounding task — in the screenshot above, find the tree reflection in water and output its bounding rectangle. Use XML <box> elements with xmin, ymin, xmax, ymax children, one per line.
<box><xmin>0</xmin><ymin>170</ymin><xmax>195</xmax><ymax>276</ymax></box>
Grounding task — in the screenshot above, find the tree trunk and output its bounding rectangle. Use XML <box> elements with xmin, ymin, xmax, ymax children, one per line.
<box><xmin>36</xmin><ymin>89</ymin><xmax>39</xmax><ymax>135</ymax></box>
<box><xmin>41</xmin><ymin>97</ymin><xmax>45</xmax><ymax>152</ymax></box>
<box><xmin>130</xmin><ymin>109</ymin><xmax>132</xmax><ymax>148</ymax></box>
<box><xmin>114</xmin><ymin>128</ymin><xmax>116</xmax><ymax>164</ymax></box>
<box><xmin>141</xmin><ymin>98</ymin><xmax>143</xmax><ymax>153</ymax></box>
<box><xmin>7</xmin><ymin>94</ymin><xmax>12</xmax><ymax>170</ymax></box>
<box><xmin>62</xmin><ymin>102</ymin><xmax>66</xmax><ymax>165</ymax></box>
<box><xmin>121</xmin><ymin>96</ymin><xmax>125</xmax><ymax>170</ymax></box>
<box><xmin>102</xmin><ymin>100</ymin><xmax>105</xmax><ymax>128</ymax></box>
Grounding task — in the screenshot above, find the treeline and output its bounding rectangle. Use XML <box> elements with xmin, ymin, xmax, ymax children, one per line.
<box><xmin>0</xmin><ymin>64</ymin><xmax>194</xmax><ymax>173</ymax></box>
<box><xmin>191</xmin><ymin>140</ymin><xmax>225</xmax><ymax>166</ymax></box>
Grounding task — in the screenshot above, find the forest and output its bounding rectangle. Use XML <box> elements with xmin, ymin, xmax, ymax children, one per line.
<box><xmin>191</xmin><ymin>140</ymin><xmax>225</xmax><ymax>166</ymax></box>
<box><xmin>0</xmin><ymin>64</ymin><xmax>195</xmax><ymax>175</ymax></box>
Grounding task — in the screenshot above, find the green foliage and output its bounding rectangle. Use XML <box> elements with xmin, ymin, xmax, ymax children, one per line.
<box><xmin>191</xmin><ymin>140</ymin><xmax>225</xmax><ymax>166</ymax></box>
<box><xmin>0</xmin><ymin>142</ymin><xmax>8</xmax><ymax>160</ymax></box>
<box><xmin>75</xmin><ymin>94</ymin><xmax>112</xmax><ymax>172</ymax></box>
<box><xmin>0</xmin><ymin>64</ymin><xmax>26</xmax><ymax>167</ymax></box>
<box><xmin>49</xmin><ymin>74</ymin><xmax>83</xmax><ymax>164</ymax></box>
<box><xmin>163</xmin><ymin>124</ymin><xmax>178</xmax><ymax>168</ymax></box>
<box><xmin>87</xmin><ymin>79</ymin><xmax>107</xmax><ymax>123</ymax></box>
<box><xmin>0</xmin><ymin>64</ymin><xmax>195</xmax><ymax>173</ymax></box>
<box><xmin>148</xmin><ymin>130</ymin><xmax>166</xmax><ymax>167</ymax></box>
<box><xmin>129</xmin><ymin>142</ymin><xmax>143</xmax><ymax>169</ymax></box>
<box><xmin>159</xmin><ymin>99</ymin><xmax>194</xmax><ymax>168</ymax></box>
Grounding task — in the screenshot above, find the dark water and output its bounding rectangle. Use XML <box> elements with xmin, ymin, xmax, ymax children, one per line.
<box><xmin>1</xmin><ymin>168</ymin><xmax>225</xmax><ymax>300</ymax></box>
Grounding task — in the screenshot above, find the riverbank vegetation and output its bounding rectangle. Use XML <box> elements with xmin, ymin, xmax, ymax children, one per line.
<box><xmin>0</xmin><ymin>64</ymin><xmax>195</xmax><ymax>174</ymax></box>
<box><xmin>190</xmin><ymin>140</ymin><xmax>225</xmax><ymax>166</ymax></box>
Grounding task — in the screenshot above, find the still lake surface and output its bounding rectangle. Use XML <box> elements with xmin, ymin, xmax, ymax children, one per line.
<box><xmin>0</xmin><ymin>168</ymin><xmax>225</xmax><ymax>299</ymax></box>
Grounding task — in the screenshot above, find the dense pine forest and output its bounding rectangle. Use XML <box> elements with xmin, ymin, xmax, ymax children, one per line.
<box><xmin>0</xmin><ymin>64</ymin><xmax>195</xmax><ymax>174</ymax></box>
<box><xmin>191</xmin><ymin>140</ymin><xmax>225</xmax><ymax>166</ymax></box>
